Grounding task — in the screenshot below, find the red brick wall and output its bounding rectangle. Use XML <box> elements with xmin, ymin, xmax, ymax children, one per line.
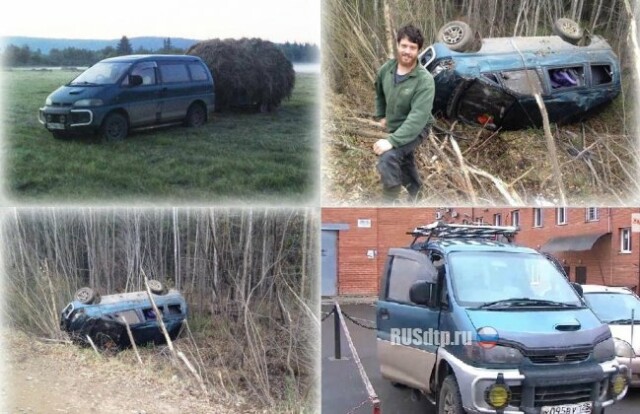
<box><xmin>322</xmin><ymin>208</ymin><xmax>640</xmax><ymax>296</ymax></box>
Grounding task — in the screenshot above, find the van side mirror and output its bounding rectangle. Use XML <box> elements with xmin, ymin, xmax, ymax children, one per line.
<box><xmin>409</xmin><ymin>281</ymin><xmax>437</xmax><ymax>307</ymax></box>
<box><xmin>571</xmin><ymin>282</ymin><xmax>584</xmax><ymax>297</ymax></box>
<box><xmin>129</xmin><ymin>75</ymin><xmax>143</xmax><ymax>87</ymax></box>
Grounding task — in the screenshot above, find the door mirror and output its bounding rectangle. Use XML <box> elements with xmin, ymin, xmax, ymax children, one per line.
<box><xmin>409</xmin><ymin>281</ymin><xmax>437</xmax><ymax>307</ymax></box>
<box><xmin>128</xmin><ymin>74</ymin><xmax>143</xmax><ymax>87</ymax></box>
<box><xmin>571</xmin><ymin>282</ymin><xmax>584</xmax><ymax>297</ymax></box>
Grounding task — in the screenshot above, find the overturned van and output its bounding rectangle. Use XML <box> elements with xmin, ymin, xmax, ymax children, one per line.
<box><xmin>419</xmin><ymin>19</ymin><xmax>621</xmax><ymax>129</ymax></box>
<box><xmin>38</xmin><ymin>55</ymin><xmax>215</xmax><ymax>141</ymax></box>
<box><xmin>60</xmin><ymin>280</ymin><xmax>187</xmax><ymax>348</ymax></box>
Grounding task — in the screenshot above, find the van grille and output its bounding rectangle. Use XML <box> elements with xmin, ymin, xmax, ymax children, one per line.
<box><xmin>508</xmin><ymin>383</ymin><xmax>593</xmax><ymax>408</ymax></box>
<box><xmin>52</xmin><ymin>102</ymin><xmax>72</xmax><ymax>107</ymax></box>
<box><xmin>529</xmin><ymin>353</ymin><xmax>590</xmax><ymax>364</ymax></box>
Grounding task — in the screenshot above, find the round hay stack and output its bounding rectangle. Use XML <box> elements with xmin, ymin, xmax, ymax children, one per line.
<box><xmin>187</xmin><ymin>38</ymin><xmax>295</xmax><ymax>112</ymax></box>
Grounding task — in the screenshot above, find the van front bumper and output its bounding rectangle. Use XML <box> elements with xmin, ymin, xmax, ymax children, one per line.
<box><xmin>38</xmin><ymin>106</ymin><xmax>101</xmax><ymax>131</ymax></box>
<box><xmin>443</xmin><ymin>351</ymin><xmax>628</xmax><ymax>414</ymax></box>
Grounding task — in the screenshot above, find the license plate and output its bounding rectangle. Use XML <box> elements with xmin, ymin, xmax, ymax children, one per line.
<box><xmin>47</xmin><ymin>123</ymin><xmax>65</xmax><ymax>130</ymax></box>
<box><xmin>541</xmin><ymin>402</ymin><xmax>592</xmax><ymax>414</ymax></box>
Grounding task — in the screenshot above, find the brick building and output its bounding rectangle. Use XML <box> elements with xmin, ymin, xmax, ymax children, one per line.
<box><xmin>321</xmin><ymin>208</ymin><xmax>640</xmax><ymax>296</ymax></box>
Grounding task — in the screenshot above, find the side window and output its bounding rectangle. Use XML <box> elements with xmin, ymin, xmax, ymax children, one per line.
<box><xmin>500</xmin><ymin>69</ymin><xmax>544</xmax><ymax>95</ymax></box>
<box><xmin>548</xmin><ymin>66</ymin><xmax>585</xmax><ymax>89</ymax></box>
<box><xmin>387</xmin><ymin>256</ymin><xmax>434</xmax><ymax>303</ymax></box>
<box><xmin>159</xmin><ymin>63</ymin><xmax>190</xmax><ymax>83</ymax></box>
<box><xmin>591</xmin><ymin>65</ymin><xmax>612</xmax><ymax>85</ymax></box>
<box><xmin>188</xmin><ymin>63</ymin><xmax>209</xmax><ymax>81</ymax></box>
<box><xmin>122</xmin><ymin>62</ymin><xmax>157</xmax><ymax>86</ymax></box>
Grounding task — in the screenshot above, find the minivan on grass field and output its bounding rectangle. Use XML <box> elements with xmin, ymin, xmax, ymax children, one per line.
<box><xmin>38</xmin><ymin>54</ymin><xmax>215</xmax><ymax>141</ymax></box>
<box><xmin>377</xmin><ymin>222</ymin><xmax>628</xmax><ymax>414</ymax></box>
<box><xmin>420</xmin><ymin>19</ymin><xmax>621</xmax><ymax>129</ymax></box>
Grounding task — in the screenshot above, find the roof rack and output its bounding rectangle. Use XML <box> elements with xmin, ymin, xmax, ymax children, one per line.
<box><xmin>408</xmin><ymin>221</ymin><xmax>518</xmax><ymax>246</ymax></box>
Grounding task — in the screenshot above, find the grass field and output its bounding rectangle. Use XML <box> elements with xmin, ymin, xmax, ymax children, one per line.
<box><xmin>3</xmin><ymin>69</ymin><xmax>318</xmax><ymax>203</ymax></box>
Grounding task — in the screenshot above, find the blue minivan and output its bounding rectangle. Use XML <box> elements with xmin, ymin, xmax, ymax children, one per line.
<box><xmin>377</xmin><ymin>222</ymin><xmax>628</xmax><ymax>414</ymax></box>
<box><xmin>38</xmin><ymin>55</ymin><xmax>215</xmax><ymax>141</ymax></box>
<box><xmin>419</xmin><ymin>19</ymin><xmax>621</xmax><ymax>129</ymax></box>
<box><xmin>60</xmin><ymin>280</ymin><xmax>187</xmax><ymax>348</ymax></box>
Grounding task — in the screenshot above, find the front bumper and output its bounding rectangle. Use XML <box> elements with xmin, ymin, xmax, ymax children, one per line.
<box><xmin>443</xmin><ymin>350</ymin><xmax>628</xmax><ymax>414</ymax></box>
<box><xmin>616</xmin><ymin>355</ymin><xmax>640</xmax><ymax>386</ymax></box>
<box><xmin>38</xmin><ymin>106</ymin><xmax>96</xmax><ymax>131</ymax></box>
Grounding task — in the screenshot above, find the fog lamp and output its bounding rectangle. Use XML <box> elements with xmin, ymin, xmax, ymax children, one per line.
<box><xmin>611</xmin><ymin>374</ymin><xmax>627</xmax><ymax>396</ymax></box>
<box><xmin>485</xmin><ymin>383</ymin><xmax>510</xmax><ymax>409</ymax></box>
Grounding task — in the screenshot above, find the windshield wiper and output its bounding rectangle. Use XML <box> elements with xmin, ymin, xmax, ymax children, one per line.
<box><xmin>607</xmin><ymin>318</ymin><xmax>639</xmax><ymax>325</ymax></box>
<box><xmin>474</xmin><ymin>298</ymin><xmax>581</xmax><ymax>310</ymax></box>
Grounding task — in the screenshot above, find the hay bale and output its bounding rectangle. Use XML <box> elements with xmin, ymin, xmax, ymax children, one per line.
<box><xmin>187</xmin><ymin>38</ymin><xmax>295</xmax><ymax>112</ymax></box>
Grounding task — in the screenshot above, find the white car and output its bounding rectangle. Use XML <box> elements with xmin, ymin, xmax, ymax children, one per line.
<box><xmin>583</xmin><ymin>284</ymin><xmax>640</xmax><ymax>386</ymax></box>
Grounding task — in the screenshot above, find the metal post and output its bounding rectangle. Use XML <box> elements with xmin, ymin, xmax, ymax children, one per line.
<box><xmin>334</xmin><ymin>304</ymin><xmax>342</xmax><ymax>360</ymax></box>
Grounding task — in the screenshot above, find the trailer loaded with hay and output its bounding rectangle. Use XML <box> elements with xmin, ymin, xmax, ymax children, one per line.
<box><xmin>187</xmin><ymin>38</ymin><xmax>295</xmax><ymax>112</ymax></box>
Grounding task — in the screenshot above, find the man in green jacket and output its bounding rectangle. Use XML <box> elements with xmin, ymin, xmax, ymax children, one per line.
<box><xmin>374</xmin><ymin>24</ymin><xmax>435</xmax><ymax>201</ymax></box>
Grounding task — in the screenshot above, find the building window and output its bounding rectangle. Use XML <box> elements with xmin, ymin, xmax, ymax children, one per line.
<box><xmin>511</xmin><ymin>210</ymin><xmax>520</xmax><ymax>227</ymax></box>
<box><xmin>533</xmin><ymin>208</ymin><xmax>543</xmax><ymax>228</ymax></box>
<box><xmin>475</xmin><ymin>217</ymin><xmax>483</xmax><ymax>225</ymax></box>
<box><xmin>621</xmin><ymin>228</ymin><xmax>632</xmax><ymax>253</ymax></box>
<box><xmin>435</xmin><ymin>211</ymin><xmax>443</xmax><ymax>220</ymax></box>
<box><xmin>586</xmin><ymin>208</ymin><xmax>599</xmax><ymax>222</ymax></box>
<box><xmin>494</xmin><ymin>213</ymin><xmax>502</xmax><ymax>226</ymax></box>
<box><xmin>556</xmin><ymin>208</ymin><xmax>567</xmax><ymax>225</ymax></box>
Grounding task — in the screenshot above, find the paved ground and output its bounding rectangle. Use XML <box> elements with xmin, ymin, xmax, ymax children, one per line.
<box><xmin>321</xmin><ymin>304</ymin><xmax>640</xmax><ymax>414</ymax></box>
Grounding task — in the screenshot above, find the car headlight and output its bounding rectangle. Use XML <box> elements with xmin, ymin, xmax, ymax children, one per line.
<box><xmin>594</xmin><ymin>337</ymin><xmax>615</xmax><ymax>362</ymax></box>
<box><xmin>614</xmin><ymin>338</ymin><xmax>635</xmax><ymax>358</ymax></box>
<box><xmin>74</xmin><ymin>99</ymin><xmax>103</xmax><ymax>107</ymax></box>
<box><xmin>467</xmin><ymin>344</ymin><xmax>524</xmax><ymax>365</ymax></box>
<box><xmin>45</xmin><ymin>96</ymin><xmax>52</xmax><ymax>106</ymax></box>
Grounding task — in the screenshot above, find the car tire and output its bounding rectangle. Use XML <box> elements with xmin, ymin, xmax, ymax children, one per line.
<box><xmin>100</xmin><ymin>112</ymin><xmax>128</xmax><ymax>142</ymax></box>
<box><xmin>184</xmin><ymin>103</ymin><xmax>206</xmax><ymax>127</ymax></box>
<box><xmin>438</xmin><ymin>375</ymin><xmax>465</xmax><ymax>414</ymax></box>
<box><xmin>553</xmin><ymin>18</ymin><xmax>583</xmax><ymax>44</ymax></box>
<box><xmin>438</xmin><ymin>21</ymin><xmax>475</xmax><ymax>52</ymax></box>
<box><xmin>75</xmin><ymin>287</ymin><xmax>98</xmax><ymax>305</ymax></box>
<box><xmin>148</xmin><ymin>279</ymin><xmax>166</xmax><ymax>295</ymax></box>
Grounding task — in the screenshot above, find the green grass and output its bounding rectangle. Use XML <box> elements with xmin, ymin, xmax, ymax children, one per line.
<box><xmin>3</xmin><ymin>69</ymin><xmax>318</xmax><ymax>203</ymax></box>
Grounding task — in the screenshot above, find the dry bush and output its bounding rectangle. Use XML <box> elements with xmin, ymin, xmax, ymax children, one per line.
<box><xmin>187</xmin><ymin>38</ymin><xmax>295</xmax><ymax>112</ymax></box>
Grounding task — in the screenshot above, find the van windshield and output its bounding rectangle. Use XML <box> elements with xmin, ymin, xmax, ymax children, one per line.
<box><xmin>584</xmin><ymin>292</ymin><xmax>640</xmax><ymax>324</ymax></box>
<box><xmin>448</xmin><ymin>251</ymin><xmax>582</xmax><ymax>308</ymax></box>
<box><xmin>70</xmin><ymin>62</ymin><xmax>131</xmax><ymax>85</ymax></box>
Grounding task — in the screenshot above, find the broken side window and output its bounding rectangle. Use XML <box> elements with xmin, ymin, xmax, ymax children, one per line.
<box><xmin>549</xmin><ymin>66</ymin><xmax>585</xmax><ymax>89</ymax></box>
<box><xmin>591</xmin><ymin>65</ymin><xmax>612</xmax><ymax>85</ymax></box>
<box><xmin>500</xmin><ymin>70</ymin><xmax>544</xmax><ymax>95</ymax></box>
<box><xmin>168</xmin><ymin>304</ymin><xmax>182</xmax><ymax>315</ymax></box>
<box><xmin>116</xmin><ymin>310</ymin><xmax>141</xmax><ymax>324</ymax></box>
<box><xmin>482</xmin><ymin>72</ymin><xmax>500</xmax><ymax>84</ymax></box>
<box><xmin>143</xmin><ymin>308</ymin><xmax>158</xmax><ymax>320</ymax></box>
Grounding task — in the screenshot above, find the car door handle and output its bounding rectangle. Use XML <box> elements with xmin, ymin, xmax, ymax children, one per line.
<box><xmin>379</xmin><ymin>308</ymin><xmax>390</xmax><ymax>320</ymax></box>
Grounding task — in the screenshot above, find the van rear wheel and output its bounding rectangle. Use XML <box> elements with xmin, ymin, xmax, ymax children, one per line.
<box><xmin>553</xmin><ymin>18</ymin><xmax>583</xmax><ymax>44</ymax></box>
<box><xmin>75</xmin><ymin>287</ymin><xmax>99</xmax><ymax>305</ymax></box>
<box><xmin>100</xmin><ymin>113</ymin><xmax>128</xmax><ymax>142</ymax></box>
<box><xmin>185</xmin><ymin>103</ymin><xmax>206</xmax><ymax>127</ymax></box>
<box><xmin>438</xmin><ymin>375</ymin><xmax>465</xmax><ymax>414</ymax></box>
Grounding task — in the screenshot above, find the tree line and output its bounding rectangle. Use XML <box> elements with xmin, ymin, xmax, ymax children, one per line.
<box><xmin>1</xmin><ymin>35</ymin><xmax>320</xmax><ymax>67</ymax></box>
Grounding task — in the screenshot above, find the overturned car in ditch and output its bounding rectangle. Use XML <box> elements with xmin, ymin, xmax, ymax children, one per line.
<box><xmin>60</xmin><ymin>280</ymin><xmax>187</xmax><ymax>348</ymax></box>
<box><xmin>420</xmin><ymin>19</ymin><xmax>621</xmax><ymax>129</ymax></box>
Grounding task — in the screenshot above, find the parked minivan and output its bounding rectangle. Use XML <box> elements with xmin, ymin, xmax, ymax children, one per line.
<box><xmin>420</xmin><ymin>19</ymin><xmax>621</xmax><ymax>129</ymax></box>
<box><xmin>377</xmin><ymin>222</ymin><xmax>628</xmax><ymax>414</ymax></box>
<box><xmin>38</xmin><ymin>55</ymin><xmax>215</xmax><ymax>141</ymax></box>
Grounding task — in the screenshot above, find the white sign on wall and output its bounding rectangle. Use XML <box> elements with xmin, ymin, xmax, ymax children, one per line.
<box><xmin>357</xmin><ymin>219</ymin><xmax>372</xmax><ymax>228</ymax></box>
<box><xmin>632</xmin><ymin>213</ymin><xmax>640</xmax><ymax>233</ymax></box>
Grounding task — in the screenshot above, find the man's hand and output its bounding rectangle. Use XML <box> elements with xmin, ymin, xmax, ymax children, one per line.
<box><xmin>373</xmin><ymin>139</ymin><xmax>393</xmax><ymax>155</ymax></box>
<box><xmin>379</xmin><ymin>118</ymin><xmax>387</xmax><ymax>129</ymax></box>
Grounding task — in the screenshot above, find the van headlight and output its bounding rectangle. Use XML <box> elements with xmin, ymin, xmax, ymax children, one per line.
<box><xmin>614</xmin><ymin>339</ymin><xmax>635</xmax><ymax>358</ymax></box>
<box><xmin>45</xmin><ymin>96</ymin><xmax>52</xmax><ymax>106</ymax></box>
<box><xmin>594</xmin><ymin>337</ymin><xmax>615</xmax><ymax>362</ymax></box>
<box><xmin>74</xmin><ymin>99</ymin><xmax>103</xmax><ymax>107</ymax></box>
<box><xmin>467</xmin><ymin>344</ymin><xmax>524</xmax><ymax>365</ymax></box>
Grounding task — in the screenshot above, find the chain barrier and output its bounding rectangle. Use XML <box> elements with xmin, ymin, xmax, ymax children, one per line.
<box><xmin>346</xmin><ymin>397</ymin><xmax>373</xmax><ymax>414</ymax></box>
<box><xmin>341</xmin><ymin>310</ymin><xmax>376</xmax><ymax>330</ymax></box>
<box><xmin>321</xmin><ymin>307</ymin><xmax>335</xmax><ymax>322</ymax></box>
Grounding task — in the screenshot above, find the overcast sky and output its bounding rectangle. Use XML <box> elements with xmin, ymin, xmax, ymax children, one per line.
<box><xmin>1</xmin><ymin>0</ymin><xmax>320</xmax><ymax>44</ymax></box>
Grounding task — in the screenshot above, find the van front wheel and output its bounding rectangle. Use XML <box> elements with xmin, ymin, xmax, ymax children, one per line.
<box><xmin>100</xmin><ymin>113</ymin><xmax>128</xmax><ymax>142</ymax></box>
<box><xmin>185</xmin><ymin>103</ymin><xmax>206</xmax><ymax>127</ymax></box>
<box><xmin>438</xmin><ymin>375</ymin><xmax>465</xmax><ymax>414</ymax></box>
<box><xmin>553</xmin><ymin>18</ymin><xmax>583</xmax><ymax>44</ymax></box>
